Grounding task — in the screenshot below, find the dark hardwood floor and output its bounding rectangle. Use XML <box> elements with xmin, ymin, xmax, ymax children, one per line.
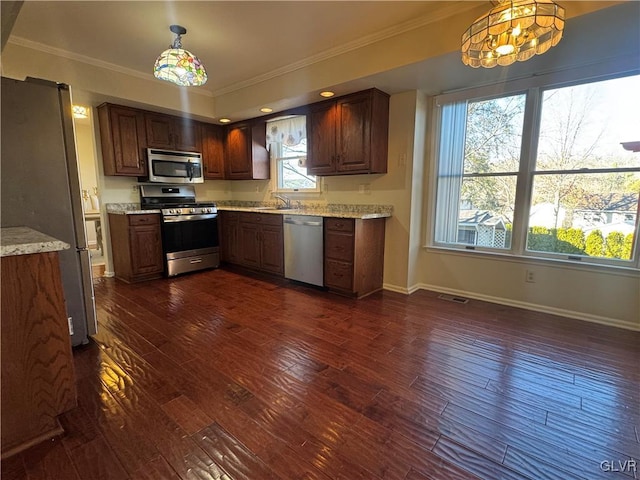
<box><xmin>3</xmin><ymin>267</ymin><xmax>639</xmax><ymax>479</ymax></box>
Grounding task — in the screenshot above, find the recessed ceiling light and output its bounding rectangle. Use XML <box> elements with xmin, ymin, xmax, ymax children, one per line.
<box><xmin>260</xmin><ymin>107</ymin><xmax>273</xmax><ymax>113</ymax></box>
<box><xmin>219</xmin><ymin>118</ymin><xmax>231</xmax><ymax>124</ymax></box>
<box><xmin>320</xmin><ymin>91</ymin><xmax>335</xmax><ymax>98</ymax></box>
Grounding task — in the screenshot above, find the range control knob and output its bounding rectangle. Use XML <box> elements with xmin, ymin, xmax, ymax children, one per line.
<box><xmin>190</xmin><ymin>208</ymin><xmax>196</xmax><ymax>213</ymax></box>
<box><xmin>203</xmin><ymin>208</ymin><xmax>210</xmax><ymax>213</ymax></box>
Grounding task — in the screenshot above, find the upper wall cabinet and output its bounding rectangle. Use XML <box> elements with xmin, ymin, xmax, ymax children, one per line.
<box><xmin>144</xmin><ymin>112</ymin><xmax>201</xmax><ymax>152</ymax></box>
<box><xmin>201</xmin><ymin>122</ymin><xmax>225</xmax><ymax>180</ymax></box>
<box><xmin>225</xmin><ymin>121</ymin><xmax>269</xmax><ymax>180</ymax></box>
<box><xmin>97</xmin><ymin>103</ymin><xmax>148</xmax><ymax>176</ymax></box>
<box><xmin>307</xmin><ymin>88</ymin><xmax>389</xmax><ymax>176</ymax></box>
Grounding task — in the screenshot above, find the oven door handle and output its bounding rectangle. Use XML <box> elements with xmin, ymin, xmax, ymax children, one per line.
<box><xmin>163</xmin><ymin>213</ymin><xmax>218</xmax><ymax>222</ymax></box>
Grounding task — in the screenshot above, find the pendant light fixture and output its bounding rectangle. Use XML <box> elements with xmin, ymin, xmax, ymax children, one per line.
<box><xmin>154</xmin><ymin>25</ymin><xmax>207</xmax><ymax>86</ymax></box>
<box><xmin>461</xmin><ymin>0</ymin><xmax>565</xmax><ymax>68</ymax></box>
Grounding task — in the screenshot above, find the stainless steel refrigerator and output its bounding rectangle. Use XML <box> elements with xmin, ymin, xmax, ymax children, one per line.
<box><xmin>1</xmin><ymin>76</ymin><xmax>97</xmax><ymax>346</ymax></box>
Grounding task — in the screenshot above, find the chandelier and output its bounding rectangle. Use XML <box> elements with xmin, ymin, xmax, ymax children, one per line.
<box><xmin>462</xmin><ymin>0</ymin><xmax>565</xmax><ymax>68</ymax></box>
<box><xmin>154</xmin><ymin>25</ymin><xmax>208</xmax><ymax>87</ymax></box>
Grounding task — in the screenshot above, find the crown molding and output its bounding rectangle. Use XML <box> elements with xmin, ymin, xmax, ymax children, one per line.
<box><xmin>8</xmin><ymin>2</ymin><xmax>478</xmax><ymax>99</ymax></box>
<box><xmin>6</xmin><ymin>35</ymin><xmax>214</xmax><ymax>98</ymax></box>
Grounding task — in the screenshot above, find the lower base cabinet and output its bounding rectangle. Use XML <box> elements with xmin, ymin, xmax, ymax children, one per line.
<box><xmin>219</xmin><ymin>211</ymin><xmax>386</xmax><ymax>297</ymax></box>
<box><xmin>220</xmin><ymin>212</ymin><xmax>284</xmax><ymax>275</ymax></box>
<box><xmin>108</xmin><ymin>213</ymin><xmax>164</xmax><ymax>283</ymax></box>
<box><xmin>1</xmin><ymin>251</ymin><xmax>77</xmax><ymax>458</ymax></box>
<box><xmin>324</xmin><ymin>217</ymin><xmax>386</xmax><ymax>298</ymax></box>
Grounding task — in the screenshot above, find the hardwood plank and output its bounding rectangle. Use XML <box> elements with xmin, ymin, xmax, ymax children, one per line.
<box><xmin>161</xmin><ymin>395</ymin><xmax>214</xmax><ymax>436</ymax></box>
<box><xmin>0</xmin><ymin>454</ymin><xmax>27</xmax><ymax>480</ymax></box>
<box><xmin>15</xmin><ymin>271</ymin><xmax>636</xmax><ymax>480</ymax></box>
<box><xmin>20</xmin><ymin>437</ymin><xmax>81</xmax><ymax>480</ymax></box>
<box><xmin>193</xmin><ymin>423</ymin><xmax>279</xmax><ymax>480</ymax></box>
<box><xmin>442</xmin><ymin>403</ymin><xmax>637</xmax><ymax>479</ymax></box>
<box><xmin>129</xmin><ymin>455</ymin><xmax>181</xmax><ymax>480</ymax></box>
<box><xmin>69</xmin><ymin>436</ymin><xmax>128</xmax><ymax>480</ymax></box>
<box><xmin>432</xmin><ymin>436</ymin><xmax>527</xmax><ymax>480</ymax></box>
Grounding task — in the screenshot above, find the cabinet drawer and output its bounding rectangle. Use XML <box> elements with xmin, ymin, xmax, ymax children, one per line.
<box><xmin>239</xmin><ymin>212</ymin><xmax>282</xmax><ymax>226</ymax></box>
<box><xmin>324</xmin><ymin>260</ymin><xmax>353</xmax><ymax>290</ymax></box>
<box><xmin>128</xmin><ymin>214</ymin><xmax>160</xmax><ymax>226</ymax></box>
<box><xmin>325</xmin><ymin>218</ymin><xmax>354</xmax><ymax>233</ymax></box>
<box><xmin>325</xmin><ymin>232</ymin><xmax>354</xmax><ymax>262</ymax></box>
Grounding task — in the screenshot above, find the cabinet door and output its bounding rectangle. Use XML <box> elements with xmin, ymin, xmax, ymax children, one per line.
<box><xmin>220</xmin><ymin>212</ymin><xmax>239</xmax><ymax>263</ymax></box>
<box><xmin>336</xmin><ymin>92</ymin><xmax>371</xmax><ymax>173</ymax></box>
<box><xmin>226</xmin><ymin>124</ymin><xmax>253</xmax><ymax>179</ymax></box>
<box><xmin>98</xmin><ymin>104</ymin><xmax>147</xmax><ymax>176</ymax></box>
<box><xmin>239</xmin><ymin>221</ymin><xmax>261</xmax><ymax>268</ymax></box>
<box><xmin>260</xmin><ymin>224</ymin><xmax>284</xmax><ymax>275</ymax></box>
<box><xmin>201</xmin><ymin>123</ymin><xmax>225</xmax><ymax>179</ymax></box>
<box><xmin>145</xmin><ymin>113</ymin><xmax>174</xmax><ymax>149</ymax></box>
<box><xmin>307</xmin><ymin>101</ymin><xmax>336</xmax><ymax>175</ymax></box>
<box><xmin>174</xmin><ymin>117</ymin><xmax>201</xmax><ymax>152</ymax></box>
<box><xmin>129</xmin><ymin>224</ymin><xmax>163</xmax><ymax>275</ymax></box>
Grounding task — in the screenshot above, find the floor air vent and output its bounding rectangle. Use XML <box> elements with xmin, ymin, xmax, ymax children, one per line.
<box><xmin>438</xmin><ymin>294</ymin><xmax>469</xmax><ymax>304</ymax></box>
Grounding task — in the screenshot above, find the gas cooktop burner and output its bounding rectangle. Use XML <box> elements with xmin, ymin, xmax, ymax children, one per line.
<box><xmin>139</xmin><ymin>184</ymin><xmax>216</xmax><ymax>213</ymax></box>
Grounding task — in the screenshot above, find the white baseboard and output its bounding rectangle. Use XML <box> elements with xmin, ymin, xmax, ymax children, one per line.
<box><xmin>103</xmin><ymin>271</ymin><xmax>115</xmax><ymax>278</ymax></box>
<box><xmin>383</xmin><ymin>283</ymin><xmax>639</xmax><ymax>331</ymax></box>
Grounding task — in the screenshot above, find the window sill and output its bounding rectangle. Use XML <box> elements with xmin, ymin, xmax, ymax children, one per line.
<box><xmin>424</xmin><ymin>244</ymin><xmax>640</xmax><ymax>278</ymax></box>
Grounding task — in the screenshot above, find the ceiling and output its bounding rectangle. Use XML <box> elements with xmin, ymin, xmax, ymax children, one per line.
<box><xmin>6</xmin><ymin>1</ymin><xmax>634</xmax><ymax>122</ymax></box>
<box><xmin>9</xmin><ymin>1</ymin><xmax>478</xmax><ymax>95</ymax></box>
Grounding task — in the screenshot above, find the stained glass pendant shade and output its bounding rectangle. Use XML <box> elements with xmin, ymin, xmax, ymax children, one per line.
<box><xmin>154</xmin><ymin>25</ymin><xmax>207</xmax><ymax>87</ymax></box>
<box><xmin>462</xmin><ymin>0</ymin><xmax>565</xmax><ymax>68</ymax></box>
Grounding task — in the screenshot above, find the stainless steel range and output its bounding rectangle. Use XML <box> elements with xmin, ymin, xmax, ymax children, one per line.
<box><xmin>140</xmin><ymin>185</ymin><xmax>219</xmax><ymax>277</ymax></box>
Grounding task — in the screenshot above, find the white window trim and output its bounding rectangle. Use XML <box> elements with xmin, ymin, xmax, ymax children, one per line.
<box><xmin>267</xmin><ymin>115</ymin><xmax>321</xmax><ymax>194</ymax></box>
<box><xmin>426</xmin><ymin>60</ymin><xmax>640</xmax><ymax>271</ymax></box>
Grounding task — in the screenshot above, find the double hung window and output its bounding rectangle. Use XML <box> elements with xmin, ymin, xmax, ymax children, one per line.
<box><xmin>266</xmin><ymin>115</ymin><xmax>318</xmax><ymax>193</ymax></box>
<box><xmin>432</xmin><ymin>73</ymin><xmax>640</xmax><ymax>267</ymax></box>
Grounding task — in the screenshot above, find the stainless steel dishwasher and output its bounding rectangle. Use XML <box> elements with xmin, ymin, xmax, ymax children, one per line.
<box><xmin>283</xmin><ymin>215</ymin><xmax>324</xmax><ymax>286</ymax></box>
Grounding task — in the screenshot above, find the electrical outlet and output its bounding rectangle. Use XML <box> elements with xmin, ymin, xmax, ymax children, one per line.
<box><xmin>358</xmin><ymin>184</ymin><xmax>371</xmax><ymax>195</ymax></box>
<box><xmin>131</xmin><ymin>184</ymin><xmax>139</xmax><ymax>193</ymax></box>
<box><xmin>67</xmin><ymin>316</ymin><xmax>74</xmax><ymax>335</ymax></box>
<box><xmin>525</xmin><ymin>270</ymin><xmax>535</xmax><ymax>283</ymax></box>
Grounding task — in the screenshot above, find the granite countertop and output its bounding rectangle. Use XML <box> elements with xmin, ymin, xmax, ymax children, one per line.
<box><xmin>106</xmin><ymin>202</ymin><xmax>392</xmax><ymax>219</ymax></box>
<box><xmin>1</xmin><ymin>227</ymin><xmax>70</xmax><ymax>257</ymax></box>
<box><xmin>106</xmin><ymin>203</ymin><xmax>160</xmax><ymax>215</ymax></box>
<box><xmin>218</xmin><ymin>205</ymin><xmax>392</xmax><ymax>220</ymax></box>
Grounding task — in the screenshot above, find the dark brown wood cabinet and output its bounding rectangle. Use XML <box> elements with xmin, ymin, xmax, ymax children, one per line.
<box><xmin>97</xmin><ymin>103</ymin><xmax>148</xmax><ymax>176</ymax></box>
<box><xmin>201</xmin><ymin>122</ymin><xmax>225</xmax><ymax>179</ymax></box>
<box><xmin>324</xmin><ymin>217</ymin><xmax>385</xmax><ymax>298</ymax></box>
<box><xmin>307</xmin><ymin>88</ymin><xmax>389</xmax><ymax>176</ymax></box>
<box><xmin>108</xmin><ymin>213</ymin><xmax>164</xmax><ymax>283</ymax></box>
<box><xmin>219</xmin><ymin>211</ymin><xmax>240</xmax><ymax>263</ymax></box>
<box><xmin>145</xmin><ymin>112</ymin><xmax>201</xmax><ymax>152</ymax></box>
<box><xmin>233</xmin><ymin>212</ymin><xmax>284</xmax><ymax>275</ymax></box>
<box><xmin>225</xmin><ymin>122</ymin><xmax>269</xmax><ymax>180</ymax></box>
<box><xmin>1</xmin><ymin>250</ymin><xmax>77</xmax><ymax>458</ymax></box>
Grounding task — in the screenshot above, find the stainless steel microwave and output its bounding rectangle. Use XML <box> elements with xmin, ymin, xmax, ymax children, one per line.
<box><xmin>146</xmin><ymin>148</ymin><xmax>204</xmax><ymax>184</ymax></box>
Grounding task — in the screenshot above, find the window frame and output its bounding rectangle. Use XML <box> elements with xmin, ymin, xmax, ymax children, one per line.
<box><xmin>427</xmin><ymin>65</ymin><xmax>640</xmax><ymax>270</ymax></box>
<box><xmin>266</xmin><ymin>115</ymin><xmax>321</xmax><ymax>194</ymax></box>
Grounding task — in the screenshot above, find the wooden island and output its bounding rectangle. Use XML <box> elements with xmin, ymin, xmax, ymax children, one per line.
<box><xmin>0</xmin><ymin>227</ymin><xmax>77</xmax><ymax>458</ymax></box>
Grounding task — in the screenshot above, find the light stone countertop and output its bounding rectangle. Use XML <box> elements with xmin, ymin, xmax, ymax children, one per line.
<box><xmin>1</xmin><ymin>227</ymin><xmax>70</xmax><ymax>257</ymax></box>
<box><xmin>106</xmin><ymin>203</ymin><xmax>161</xmax><ymax>215</ymax></box>
<box><xmin>105</xmin><ymin>202</ymin><xmax>392</xmax><ymax>219</ymax></box>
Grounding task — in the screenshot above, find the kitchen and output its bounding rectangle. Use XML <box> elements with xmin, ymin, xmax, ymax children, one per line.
<box><xmin>1</xmin><ymin>1</ymin><xmax>639</xmax><ymax>478</ymax></box>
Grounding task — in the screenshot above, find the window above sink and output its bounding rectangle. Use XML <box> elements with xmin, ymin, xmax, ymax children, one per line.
<box><xmin>266</xmin><ymin>115</ymin><xmax>321</xmax><ymax>194</ymax></box>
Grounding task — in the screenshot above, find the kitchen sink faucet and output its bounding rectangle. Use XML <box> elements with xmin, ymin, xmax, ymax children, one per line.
<box><xmin>275</xmin><ymin>194</ymin><xmax>291</xmax><ymax>209</ymax></box>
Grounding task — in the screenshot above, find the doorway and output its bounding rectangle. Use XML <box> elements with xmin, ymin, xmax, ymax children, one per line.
<box><xmin>72</xmin><ymin>107</ymin><xmax>104</xmax><ymax>278</ymax></box>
